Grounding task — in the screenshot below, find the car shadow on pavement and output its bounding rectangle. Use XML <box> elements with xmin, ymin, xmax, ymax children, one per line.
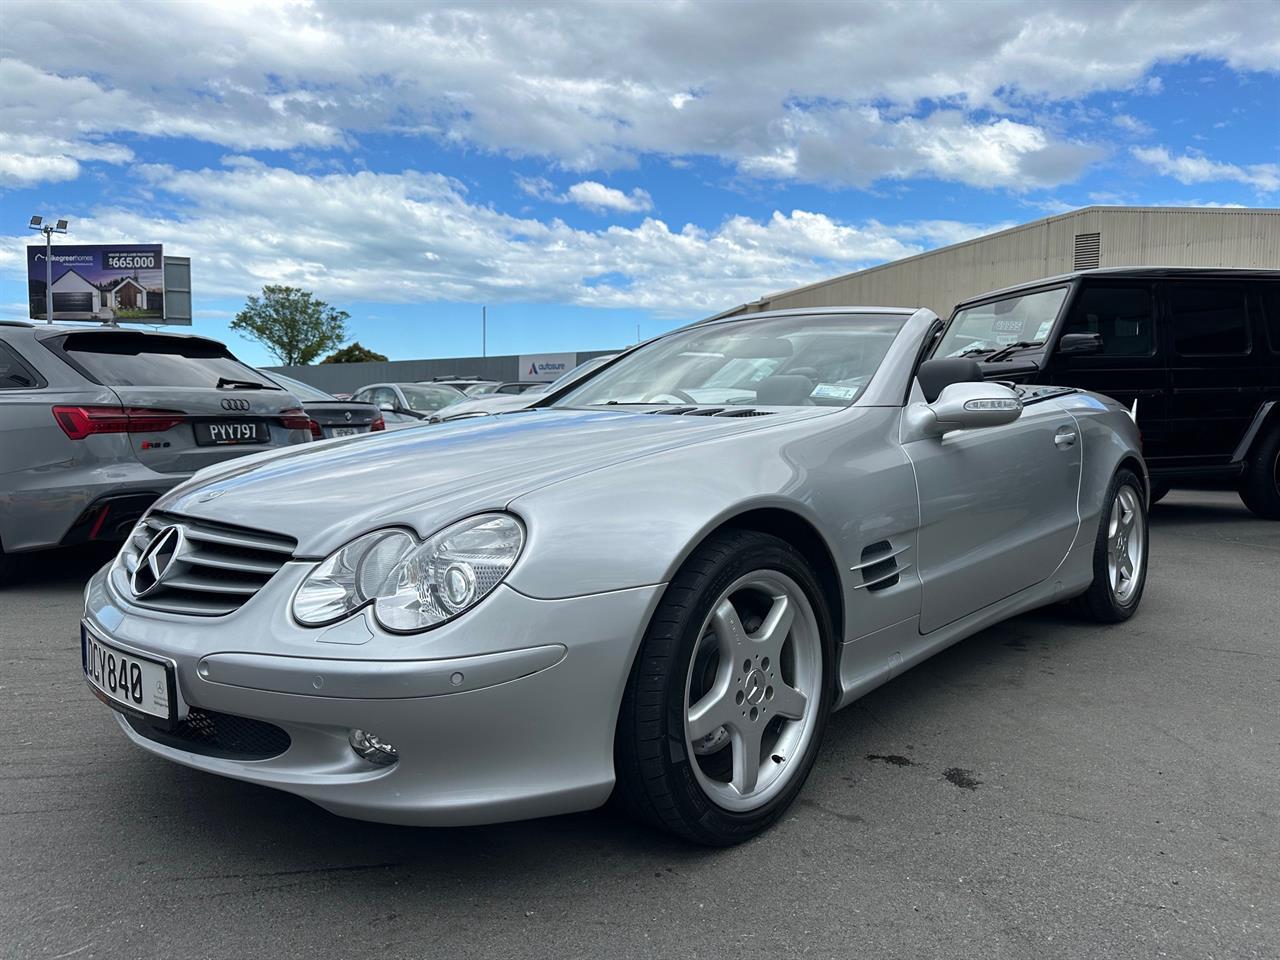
<box><xmin>8</xmin><ymin>541</ymin><xmax>117</xmax><ymax>589</ymax></box>
<box><xmin>1146</xmin><ymin>490</ymin><xmax>1256</xmax><ymax>527</ymax></box>
<box><xmin>97</xmin><ymin>601</ymin><xmax>1089</xmax><ymax>880</ymax></box>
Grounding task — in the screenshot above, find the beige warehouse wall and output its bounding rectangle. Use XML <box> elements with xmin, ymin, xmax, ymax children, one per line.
<box><xmin>732</xmin><ymin>207</ymin><xmax>1280</xmax><ymax>320</ymax></box>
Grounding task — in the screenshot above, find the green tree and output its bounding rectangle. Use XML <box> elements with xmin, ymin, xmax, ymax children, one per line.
<box><xmin>322</xmin><ymin>342</ymin><xmax>388</xmax><ymax>364</ymax></box>
<box><xmin>230</xmin><ymin>285</ymin><xmax>350</xmax><ymax>366</ymax></box>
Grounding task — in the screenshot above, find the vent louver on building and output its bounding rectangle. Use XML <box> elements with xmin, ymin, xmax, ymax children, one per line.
<box><xmin>1073</xmin><ymin>232</ymin><xmax>1101</xmax><ymax>270</ymax></box>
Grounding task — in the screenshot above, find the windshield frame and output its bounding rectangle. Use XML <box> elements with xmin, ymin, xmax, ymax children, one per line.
<box><xmin>553</xmin><ymin>312</ymin><xmax>911</xmax><ymax>411</ymax></box>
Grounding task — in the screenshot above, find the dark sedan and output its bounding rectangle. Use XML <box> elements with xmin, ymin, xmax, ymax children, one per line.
<box><xmin>260</xmin><ymin>371</ymin><xmax>385</xmax><ymax>439</ymax></box>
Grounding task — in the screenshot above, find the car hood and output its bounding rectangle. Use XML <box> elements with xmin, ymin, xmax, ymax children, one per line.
<box><xmin>156</xmin><ymin>407</ymin><xmax>814</xmax><ymax>555</ymax></box>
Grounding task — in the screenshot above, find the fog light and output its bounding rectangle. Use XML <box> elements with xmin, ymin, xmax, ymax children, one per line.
<box><xmin>349</xmin><ymin>729</ymin><xmax>399</xmax><ymax>766</ymax></box>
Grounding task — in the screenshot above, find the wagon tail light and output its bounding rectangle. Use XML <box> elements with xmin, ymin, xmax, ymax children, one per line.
<box><xmin>52</xmin><ymin>405</ymin><xmax>187</xmax><ymax>440</ymax></box>
<box><xmin>278</xmin><ymin>408</ymin><xmax>311</xmax><ymax>431</ymax></box>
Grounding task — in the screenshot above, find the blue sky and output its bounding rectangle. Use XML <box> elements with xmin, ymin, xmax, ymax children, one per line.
<box><xmin>1</xmin><ymin>1</ymin><xmax>1277</xmax><ymax>366</ymax></box>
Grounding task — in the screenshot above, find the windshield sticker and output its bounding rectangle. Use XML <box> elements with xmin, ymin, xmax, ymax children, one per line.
<box><xmin>992</xmin><ymin>318</ymin><xmax>1022</xmax><ymax>334</ymax></box>
<box><xmin>1033</xmin><ymin>320</ymin><xmax>1053</xmax><ymax>340</ymax></box>
<box><xmin>811</xmin><ymin>383</ymin><xmax>857</xmax><ymax>400</ymax></box>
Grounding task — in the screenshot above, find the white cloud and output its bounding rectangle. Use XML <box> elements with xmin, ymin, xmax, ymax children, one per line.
<box><xmin>2</xmin><ymin>1</ymin><xmax>1276</xmax><ymax>190</ymax></box>
<box><xmin>0</xmin><ymin>160</ymin><xmax>1001</xmax><ymax>317</ymax></box>
<box><xmin>1133</xmin><ymin>146</ymin><xmax>1280</xmax><ymax>192</ymax></box>
<box><xmin>1111</xmin><ymin>114</ymin><xmax>1152</xmax><ymax>136</ymax></box>
<box><xmin>563</xmin><ymin>181</ymin><xmax>653</xmax><ymax>213</ymax></box>
<box><xmin>517</xmin><ymin>176</ymin><xmax>652</xmax><ymax>213</ymax></box>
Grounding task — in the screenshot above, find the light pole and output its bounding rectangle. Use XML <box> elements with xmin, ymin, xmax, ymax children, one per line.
<box><xmin>27</xmin><ymin>216</ymin><xmax>69</xmax><ymax>324</ymax></box>
<box><xmin>482</xmin><ymin>305</ymin><xmax>487</xmax><ymax>358</ymax></box>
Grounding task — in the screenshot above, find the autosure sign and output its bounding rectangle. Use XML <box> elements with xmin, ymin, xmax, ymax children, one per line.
<box><xmin>520</xmin><ymin>352</ymin><xmax>577</xmax><ymax>382</ymax></box>
<box><xmin>28</xmin><ymin>244</ymin><xmax>165</xmax><ymax>322</ymax></box>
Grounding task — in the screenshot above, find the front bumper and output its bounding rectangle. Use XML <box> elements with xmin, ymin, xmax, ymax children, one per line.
<box><xmin>84</xmin><ymin>562</ymin><xmax>663</xmax><ymax>826</ymax></box>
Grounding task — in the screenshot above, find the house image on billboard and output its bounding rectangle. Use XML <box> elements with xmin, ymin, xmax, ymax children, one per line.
<box><xmin>108</xmin><ymin>277</ymin><xmax>151</xmax><ymax>310</ymax></box>
<box><xmin>47</xmin><ymin>268</ymin><xmax>102</xmax><ymax>319</ymax></box>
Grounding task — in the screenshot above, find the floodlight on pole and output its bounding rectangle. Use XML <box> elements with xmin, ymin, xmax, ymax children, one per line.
<box><xmin>27</xmin><ymin>215</ymin><xmax>69</xmax><ymax>324</ymax></box>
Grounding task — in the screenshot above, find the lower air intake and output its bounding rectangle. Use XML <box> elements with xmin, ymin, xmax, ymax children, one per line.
<box><xmin>128</xmin><ymin>708</ymin><xmax>291</xmax><ymax>761</ymax></box>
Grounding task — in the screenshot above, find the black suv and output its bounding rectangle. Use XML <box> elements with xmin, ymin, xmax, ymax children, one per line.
<box><xmin>933</xmin><ymin>268</ymin><xmax>1280</xmax><ymax>518</ymax></box>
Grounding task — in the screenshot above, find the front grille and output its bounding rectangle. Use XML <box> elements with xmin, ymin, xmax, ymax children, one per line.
<box><xmin>116</xmin><ymin>512</ymin><xmax>296</xmax><ymax>616</ymax></box>
<box><xmin>127</xmin><ymin>708</ymin><xmax>291</xmax><ymax>760</ymax></box>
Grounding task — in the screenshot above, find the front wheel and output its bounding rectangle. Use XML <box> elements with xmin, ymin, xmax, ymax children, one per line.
<box><xmin>1075</xmin><ymin>468</ymin><xmax>1149</xmax><ymax>623</ymax></box>
<box><xmin>614</xmin><ymin>529</ymin><xmax>834</xmax><ymax>845</ymax></box>
<box><xmin>1239</xmin><ymin>426</ymin><xmax>1280</xmax><ymax>520</ymax></box>
<box><xmin>0</xmin><ymin>544</ymin><xmax>15</xmax><ymax>589</ymax></box>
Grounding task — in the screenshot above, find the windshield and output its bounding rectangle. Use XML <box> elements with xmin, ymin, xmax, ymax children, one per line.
<box><xmin>401</xmin><ymin>384</ymin><xmax>464</xmax><ymax>412</ymax></box>
<box><xmin>262</xmin><ymin>372</ymin><xmax>333</xmax><ymax>401</ymax></box>
<box><xmin>556</xmin><ymin>314</ymin><xmax>907</xmax><ymax>408</ymax></box>
<box><xmin>936</xmin><ymin>286</ymin><xmax>1068</xmax><ymax>358</ymax></box>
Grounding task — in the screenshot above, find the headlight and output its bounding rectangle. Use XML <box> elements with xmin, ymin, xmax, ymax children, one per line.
<box><xmin>292</xmin><ymin>514</ymin><xmax>524</xmax><ymax>632</ymax></box>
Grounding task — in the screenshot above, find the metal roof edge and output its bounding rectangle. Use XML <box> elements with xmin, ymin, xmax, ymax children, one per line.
<box><xmin>739</xmin><ymin>205</ymin><xmax>1280</xmax><ymax>311</ymax></box>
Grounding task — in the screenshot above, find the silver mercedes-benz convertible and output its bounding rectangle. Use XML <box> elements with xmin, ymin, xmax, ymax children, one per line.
<box><xmin>80</xmin><ymin>306</ymin><xmax>1149</xmax><ymax>844</ymax></box>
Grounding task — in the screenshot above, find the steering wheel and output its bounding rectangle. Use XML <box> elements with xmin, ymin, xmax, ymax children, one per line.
<box><xmin>641</xmin><ymin>389</ymin><xmax>698</xmax><ymax>404</ymax></box>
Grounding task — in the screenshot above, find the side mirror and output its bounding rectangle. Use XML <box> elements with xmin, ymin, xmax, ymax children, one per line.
<box><xmin>907</xmin><ymin>381</ymin><xmax>1023</xmax><ymax>438</ymax></box>
<box><xmin>1057</xmin><ymin>332</ymin><xmax>1102</xmax><ymax>355</ymax></box>
<box><xmin>378</xmin><ymin>402</ymin><xmax>394</xmax><ymax>412</ymax></box>
<box><xmin>916</xmin><ymin>357</ymin><xmax>985</xmax><ymax>403</ymax></box>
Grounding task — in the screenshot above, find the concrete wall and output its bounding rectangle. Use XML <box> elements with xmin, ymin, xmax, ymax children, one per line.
<box><xmin>267</xmin><ymin>349</ymin><xmax>619</xmax><ymax>394</ymax></box>
<box><xmin>723</xmin><ymin>206</ymin><xmax>1280</xmax><ymax>321</ymax></box>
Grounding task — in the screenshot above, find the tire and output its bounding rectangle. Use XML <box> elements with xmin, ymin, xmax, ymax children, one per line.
<box><xmin>614</xmin><ymin>529</ymin><xmax>835</xmax><ymax>845</ymax></box>
<box><xmin>1148</xmin><ymin>482</ymin><xmax>1171</xmax><ymax>506</ymax></box>
<box><xmin>1239</xmin><ymin>426</ymin><xmax>1280</xmax><ymax>520</ymax></box>
<box><xmin>0</xmin><ymin>543</ymin><xmax>16</xmax><ymax>589</ymax></box>
<box><xmin>1075</xmin><ymin>468</ymin><xmax>1149</xmax><ymax>623</ymax></box>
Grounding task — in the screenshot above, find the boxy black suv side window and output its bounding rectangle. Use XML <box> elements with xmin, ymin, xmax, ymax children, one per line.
<box><xmin>1171</xmin><ymin>284</ymin><xmax>1251</xmax><ymax>356</ymax></box>
<box><xmin>1260</xmin><ymin>285</ymin><xmax>1280</xmax><ymax>354</ymax></box>
<box><xmin>1061</xmin><ymin>285</ymin><xmax>1155</xmax><ymax>356</ymax></box>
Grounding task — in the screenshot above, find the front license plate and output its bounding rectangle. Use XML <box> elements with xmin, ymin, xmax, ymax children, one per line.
<box><xmin>194</xmin><ymin>420</ymin><xmax>268</xmax><ymax>446</ymax></box>
<box><xmin>330</xmin><ymin>426</ymin><xmax>359</xmax><ymax>437</ymax></box>
<box><xmin>81</xmin><ymin>626</ymin><xmax>175</xmax><ymax>723</ymax></box>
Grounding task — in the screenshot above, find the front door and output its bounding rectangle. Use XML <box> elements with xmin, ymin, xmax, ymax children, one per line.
<box><xmin>1046</xmin><ymin>281</ymin><xmax>1170</xmax><ymax>461</ymax></box>
<box><xmin>906</xmin><ymin>400</ymin><xmax>1082</xmax><ymax>633</ymax></box>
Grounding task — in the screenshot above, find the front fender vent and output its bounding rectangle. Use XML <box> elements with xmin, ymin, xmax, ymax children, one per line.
<box><xmin>852</xmin><ymin>540</ymin><xmax>910</xmax><ymax>592</ymax></box>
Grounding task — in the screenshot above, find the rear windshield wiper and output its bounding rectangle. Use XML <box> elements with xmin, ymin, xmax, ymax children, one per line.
<box><xmin>983</xmin><ymin>341</ymin><xmax>1043</xmax><ymax>363</ymax></box>
<box><xmin>216</xmin><ymin>376</ymin><xmax>274</xmax><ymax>390</ymax></box>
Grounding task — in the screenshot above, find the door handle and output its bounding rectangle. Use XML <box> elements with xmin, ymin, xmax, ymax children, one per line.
<box><xmin>1054</xmin><ymin>426</ymin><xmax>1077</xmax><ymax>449</ymax></box>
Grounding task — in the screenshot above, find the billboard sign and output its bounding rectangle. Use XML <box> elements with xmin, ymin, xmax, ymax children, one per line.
<box><xmin>28</xmin><ymin>244</ymin><xmax>165</xmax><ymax>322</ymax></box>
<box><xmin>519</xmin><ymin>352</ymin><xmax>577</xmax><ymax>382</ymax></box>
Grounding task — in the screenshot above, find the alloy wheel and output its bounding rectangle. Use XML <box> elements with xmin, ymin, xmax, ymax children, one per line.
<box><xmin>683</xmin><ymin>571</ymin><xmax>822</xmax><ymax>812</ymax></box>
<box><xmin>1107</xmin><ymin>485</ymin><xmax>1145</xmax><ymax>604</ymax></box>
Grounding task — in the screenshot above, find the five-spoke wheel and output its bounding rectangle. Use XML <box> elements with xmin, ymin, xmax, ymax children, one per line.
<box><xmin>1106</xmin><ymin>485</ymin><xmax>1145</xmax><ymax>604</ymax></box>
<box><xmin>1077</xmin><ymin>468</ymin><xmax>1149</xmax><ymax>622</ymax></box>
<box><xmin>615</xmin><ymin>529</ymin><xmax>833</xmax><ymax>845</ymax></box>
<box><xmin>684</xmin><ymin>571</ymin><xmax>822</xmax><ymax>811</ymax></box>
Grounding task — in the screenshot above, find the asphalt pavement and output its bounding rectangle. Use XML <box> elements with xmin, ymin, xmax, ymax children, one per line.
<box><xmin>1</xmin><ymin>490</ymin><xmax>1276</xmax><ymax>960</ymax></box>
